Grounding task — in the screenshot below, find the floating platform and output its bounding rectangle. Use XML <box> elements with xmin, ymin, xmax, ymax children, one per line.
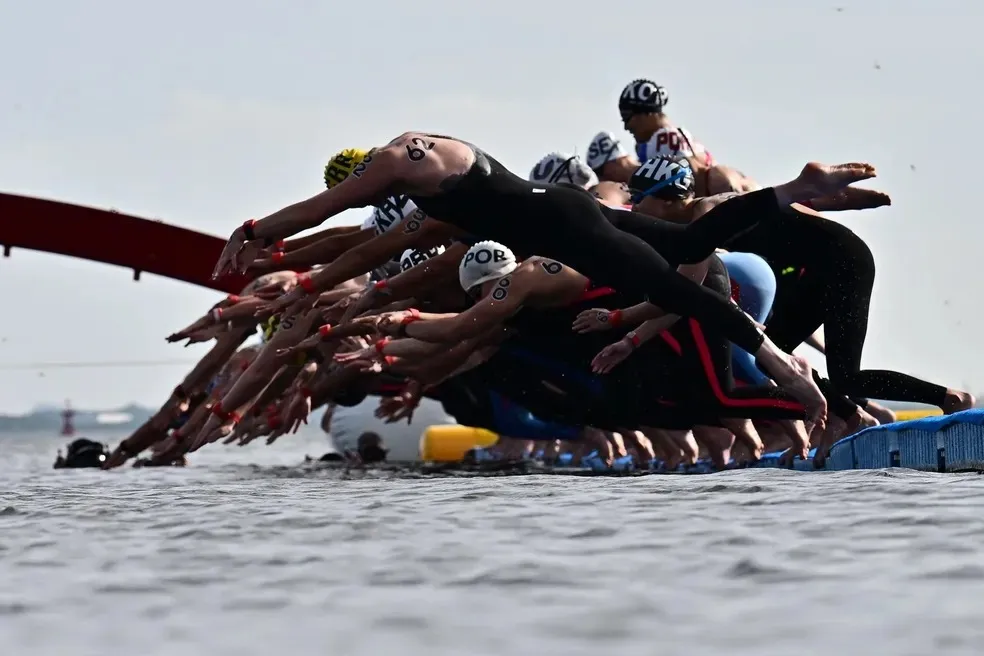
<box><xmin>401</xmin><ymin>411</ymin><xmax>984</xmax><ymax>476</ymax></box>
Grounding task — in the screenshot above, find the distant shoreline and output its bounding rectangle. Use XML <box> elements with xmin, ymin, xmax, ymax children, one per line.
<box><xmin>0</xmin><ymin>405</ymin><xmax>154</xmax><ymax>433</ymax></box>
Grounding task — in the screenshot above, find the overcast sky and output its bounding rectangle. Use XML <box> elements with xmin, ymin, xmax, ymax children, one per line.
<box><xmin>0</xmin><ymin>0</ymin><xmax>980</xmax><ymax>413</ymax></box>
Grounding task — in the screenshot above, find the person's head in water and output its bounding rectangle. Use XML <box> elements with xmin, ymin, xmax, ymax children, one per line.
<box><xmin>528</xmin><ymin>153</ymin><xmax>598</xmax><ymax>189</ymax></box>
<box><xmin>586</xmin><ymin>131</ymin><xmax>639</xmax><ymax>184</ymax></box>
<box><xmin>618</xmin><ymin>78</ymin><xmax>670</xmax><ymax>143</ymax></box>
<box><xmin>356</xmin><ymin>432</ymin><xmax>388</xmax><ymax>464</ymax></box>
<box><xmin>458</xmin><ymin>240</ymin><xmax>519</xmax><ymax>300</ymax></box>
<box><xmin>53</xmin><ymin>438</ymin><xmax>109</xmax><ymax>469</ymax></box>
<box><xmin>627</xmin><ymin>156</ymin><xmax>696</xmax><ymax>221</ymax></box>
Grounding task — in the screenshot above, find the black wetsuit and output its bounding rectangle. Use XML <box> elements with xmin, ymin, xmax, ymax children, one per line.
<box><xmin>488</xmin><ymin>259</ymin><xmax>807</xmax><ymax>428</ymax></box>
<box><xmin>727</xmin><ymin>208</ymin><xmax>949</xmax><ymax>416</ymax></box>
<box><xmin>408</xmin><ymin>143</ymin><xmax>785</xmax><ymax>362</ymax></box>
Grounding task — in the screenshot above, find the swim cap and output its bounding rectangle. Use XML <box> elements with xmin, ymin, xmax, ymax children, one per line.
<box><xmin>400</xmin><ymin>245</ymin><xmax>447</xmax><ymax>272</ymax></box>
<box><xmin>586</xmin><ymin>131</ymin><xmax>632</xmax><ymax>171</ymax></box>
<box><xmin>324</xmin><ymin>148</ymin><xmax>368</xmax><ymax>188</ymax></box>
<box><xmin>618</xmin><ymin>79</ymin><xmax>668</xmax><ymax>114</ymax></box>
<box><xmin>260</xmin><ymin>314</ymin><xmax>280</xmax><ymax>342</ymax></box>
<box><xmin>372</xmin><ymin>195</ymin><xmax>418</xmax><ymax>236</ymax></box>
<box><xmin>628</xmin><ymin>156</ymin><xmax>695</xmax><ymax>202</ymax></box>
<box><xmin>529</xmin><ymin>153</ymin><xmax>599</xmax><ymax>188</ymax></box>
<box><xmin>459</xmin><ymin>241</ymin><xmax>518</xmax><ymax>292</ymax></box>
<box><xmin>648</xmin><ymin>128</ymin><xmax>697</xmax><ymax>159</ymax></box>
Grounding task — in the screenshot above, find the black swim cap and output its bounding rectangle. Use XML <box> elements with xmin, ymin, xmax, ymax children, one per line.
<box><xmin>619</xmin><ymin>79</ymin><xmax>668</xmax><ymax>114</ymax></box>
<box><xmin>628</xmin><ymin>156</ymin><xmax>694</xmax><ymax>202</ymax></box>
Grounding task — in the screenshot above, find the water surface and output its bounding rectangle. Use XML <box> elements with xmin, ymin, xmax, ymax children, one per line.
<box><xmin>3</xmin><ymin>430</ymin><xmax>984</xmax><ymax>656</ymax></box>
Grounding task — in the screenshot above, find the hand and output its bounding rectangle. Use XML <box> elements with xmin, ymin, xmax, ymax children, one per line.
<box><xmin>255</xmin><ymin>287</ymin><xmax>306</xmax><ymax>319</ymax></box>
<box><xmin>375</xmin><ymin>382</ymin><xmax>423</xmax><ymax>424</ymax></box>
<box><xmin>275</xmin><ymin>332</ymin><xmax>325</xmax><ymax>359</ymax></box>
<box><xmin>374</xmin><ymin>310</ymin><xmax>416</xmax><ymax>337</ymax></box>
<box><xmin>591</xmin><ymin>338</ymin><xmax>635</xmax><ymax>374</ymax></box>
<box><xmin>166</xmin><ymin>316</ymin><xmax>210</xmax><ymax>343</ymax></box>
<box><xmin>572</xmin><ymin>308</ymin><xmax>621</xmax><ymax>334</ymax></box>
<box><xmin>252</xmin><ymin>276</ymin><xmax>298</xmax><ymax>300</ymax></box>
<box><xmin>212</xmin><ymin>228</ymin><xmax>247</xmax><ymax>280</ymax></box>
<box><xmin>231</xmin><ymin>239</ymin><xmax>265</xmax><ymax>276</ymax></box>
<box><xmin>337</xmin><ymin>283</ymin><xmax>385</xmax><ymax>322</ymax></box>
<box><xmin>333</xmin><ymin>346</ymin><xmax>381</xmax><ymax>372</ymax></box>
<box><xmin>246</xmin><ymin>244</ymin><xmax>289</xmax><ymax>275</ymax></box>
<box><xmin>280</xmin><ymin>391</ymin><xmax>313</xmax><ymax>434</ymax></box>
<box><xmin>179</xmin><ymin>324</ymin><xmax>227</xmax><ymax>347</ymax></box>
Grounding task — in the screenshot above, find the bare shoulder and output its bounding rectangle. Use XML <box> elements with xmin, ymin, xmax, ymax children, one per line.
<box><xmin>524</xmin><ymin>256</ymin><xmax>565</xmax><ymax>276</ymax></box>
<box><xmin>694</xmin><ymin>191</ymin><xmax>741</xmax><ymax>218</ymax></box>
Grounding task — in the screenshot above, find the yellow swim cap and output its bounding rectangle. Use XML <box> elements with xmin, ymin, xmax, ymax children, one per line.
<box><xmin>261</xmin><ymin>314</ymin><xmax>280</xmax><ymax>342</ymax></box>
<box><xmin>324</xmin><ymin>148</ymin><xmax>368</xmax><ymax>188</ymax></box>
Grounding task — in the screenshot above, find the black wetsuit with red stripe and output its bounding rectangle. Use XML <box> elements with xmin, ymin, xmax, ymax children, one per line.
<box><xmin>624</xmin><ymin>256</ymin><xmax>807</xmax><ymax>427</ymax></box>
<box><xmin>497</xmin><ymin>257</ymin><xmax>807</xmax><ymax>429</ymax></box>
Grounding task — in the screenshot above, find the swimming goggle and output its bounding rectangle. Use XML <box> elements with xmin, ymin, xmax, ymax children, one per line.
<box><xmin>629</xmin><ymin>169</ymin><xmax>688</xmax><ymax>204</ymax></box>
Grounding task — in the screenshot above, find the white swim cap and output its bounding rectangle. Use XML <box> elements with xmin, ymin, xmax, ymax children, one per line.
<box><xmin>648</xmin><ymin>128</ymin><xmax>696</xmax><ymax>159</ymax></box>
<box><xmin>529</xmin><ymin>153</ymin><xmax>599</xmax><ymax>189</ymax></box>
<box><xmin>459</xmin><ymin>241</ymin><xmax>518</xmax><ymax>292</ymax></box>
<box><xmin>586</xmin><ymin>131</ymin><xmax>632</xmax><ymax>171</ymax></box>
<box><xmin>400</xmin><ymin>245</ymin><xmax>446</xmax><ymax>272</ymax></box>
<box><xmin>372</xmin><ymin>195</ymin><xmax>418</xmax><ymax>236</ymax></box>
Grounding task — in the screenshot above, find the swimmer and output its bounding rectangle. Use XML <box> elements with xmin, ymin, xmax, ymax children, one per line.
<box><xmin>617</xmin><ymin>78</ymin><xmax>716</xmax><ymax>167</ymax></box>
<box><xmin>348</xmin><ymin>241</ymin><xmax>810</xmax><ymax>430</ymax></box>
<box><xmin>528</xmin><ymin>152</ymin><xmax>599</xmax><ymax>189</ymax></box>
<box><xmin>625</xmin><ymin>155</ymin><xmax>976</xmax><ymax>421</ymax></box>
<box><xmin>214</xmin><ymin>132</ymin><xmax>884</xmax><ymax>433</ymax></box>
<box><xmin>585</xmin><ymin>131</ymin><xmax>639</xmax><ymax>184</ymax></box>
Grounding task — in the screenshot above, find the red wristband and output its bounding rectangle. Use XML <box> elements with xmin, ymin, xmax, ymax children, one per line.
<box><xmin>271</xmin><ymin>251</ymin><xmax>285</xmax><ymax>264</ymax></box>
<box><xmin>374</xmin><ymin>337</ymin><xmax>390</xmax><ymax>353</ymax></box>
<box><xmin>274</xmin><ymin>239</ymin><xmax>285</xmax><ymax>250</ymax></box>
<box><xmin>627</xmin><ymin>333</ymin><xmax>641</xmax><ymax>348</ymax></box>
<box><xmin>374</xmin><ymin>279</ymin><xmax>389</xmax><ymax>291</ymax></box>
<box><xmin>401</xmin><ymin>308</ymin><xmax>421</xmax><ymax>325</ymax></box>
<box><xmin>298</xmin><ymin>274</ymin><xmax>316</xmax><ymax>294</ymax></box>
<box><xmin>384</xmin><ymin>355</ymin><xmax>397</xmax><ymax>366</ymax></box>
<box><xmin>210</xmin><ymin>402</ymin><xmax>241</xmax><ymax>424</ymax></box>
<box><xmin>242</xmin><ymin>219</ymin><xmax>257</xmax><ymax>241</ymax></box>
<box><xmin>227</xmin><ymin>295</ymin><xmax>241</xmax><ymax>304</ymax></box>
<box><xmin>609</xmin><ymin>309</ymin><xmax>623</xmax><ymax>326</ymax></box>
<box><xmin>318</xmin><ymin>324</ymin><xmax>332</xmax><ymax>337</ymax></box>
<box><xmin>267</xmin><ymin>414</ymin><xmax>282</xmax><ymax>429</ymax></box>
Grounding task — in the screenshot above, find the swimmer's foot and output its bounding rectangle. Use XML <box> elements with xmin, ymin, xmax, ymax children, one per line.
<box><xmin>943</xmin><ymin>389</ymin><xmax>976</xmax><ymax>414</ymax></box>
<box><xmin>694</xmin><ymin>426</ymin><xmax>733</xmax><ymax>470</ymax></box>
<box><xmin>764</xmin><ymin>353</ymin><xmax>828</xmax><ymax>439</ymax></box>
<box><xmin>779</xmin><ymin>162</ymin><xmax>877</xmax><ymax>204</ymax></box>
<box><xmin>722</xmin><ymin>418</ymin><xmax>764</xmax><ymax>464</ymax></box>
<box><xmin>623</xmin><ymin>431</ymin><xmax>657</xmax><ymax>463</ymax></box>
<box><xmin>844</xmin><ymin>406</ymin><xmax>879</xmax><ymax>435</ymax></box>
<box><xmin>813</xmin><ymin>413</ymin><xmax>847</xmax><ymax>469</ymax></box>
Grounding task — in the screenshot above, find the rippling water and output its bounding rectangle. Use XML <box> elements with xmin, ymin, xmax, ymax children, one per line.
<box><xmin>4</xmin><ymin>430</ymin><xmax>984</xmax><ymax>656</ymax></box>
